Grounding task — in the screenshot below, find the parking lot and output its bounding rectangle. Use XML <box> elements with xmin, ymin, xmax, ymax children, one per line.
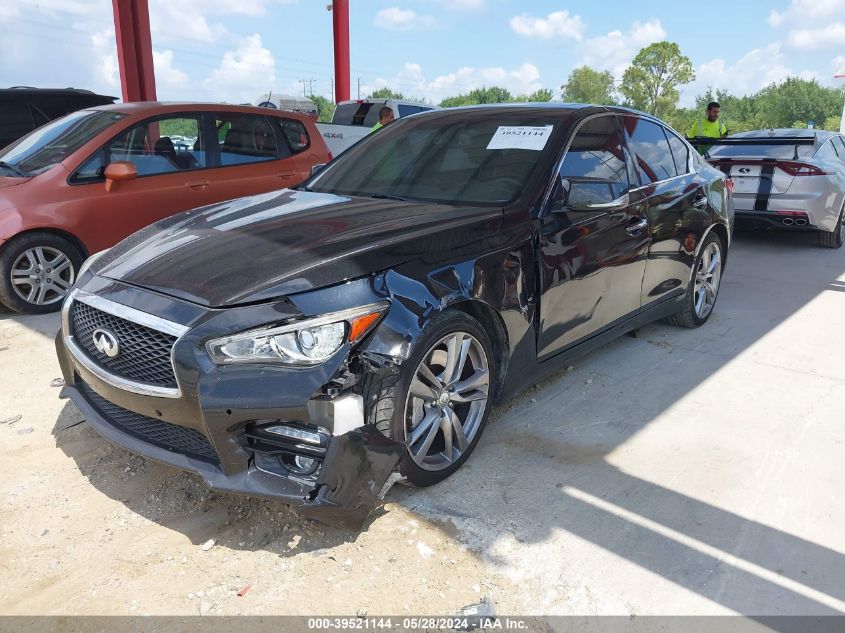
<box><xmin>1</xmin><ymin>230</ymin><xmax>844</xmax><ymax>616</ymax></box>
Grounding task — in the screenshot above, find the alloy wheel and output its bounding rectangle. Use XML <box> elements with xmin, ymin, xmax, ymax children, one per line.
<box><xmin>694</xmin><ymin>240</ymin><xmax>722</xmax><ymax>320</ymax></box>
<box><xmin>11</xmin><ymin>246</ymin><xmax>75</xmax><ymax>306</ymax></box>
<box><xmin>403</xmin><ymin>331</ymin><xmax>490</xmax><ymax>471</ymax></box>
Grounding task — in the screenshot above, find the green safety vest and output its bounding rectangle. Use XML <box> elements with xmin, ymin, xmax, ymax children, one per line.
<box><xmin>689</xmin><ymin>117</ymin><xmax>727</xmax><ymax>139</ymax></box>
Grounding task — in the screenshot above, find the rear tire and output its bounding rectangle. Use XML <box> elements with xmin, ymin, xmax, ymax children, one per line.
<box><xmin>665</xmin><ymin>232</ymin><xmax>724</xmax><ymax>329</ymax></box>
<box><xmin>359</xmin><ymin>310</ymin><xmax>496</xmax><ymax>487</ymax></box>
<box><xmin>0</xmin><ymin>232</ymin><xmax>83</xmax><ymax>314</ymax></box>
<box><xmin>818</xmin><ymin>204</ymin><xmax>845</xmax><ymax>249</ymax></box>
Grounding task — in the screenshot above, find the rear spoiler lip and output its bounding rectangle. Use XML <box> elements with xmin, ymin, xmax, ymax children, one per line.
<box><xmin>687</xmin><ymin>135</ymin><xmax>817</xmax><ymax>146</ymax></box>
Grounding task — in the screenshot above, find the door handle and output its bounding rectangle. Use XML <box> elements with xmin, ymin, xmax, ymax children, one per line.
<box><xmin>625</xmin><ymin>217</ymin><xmax>648</xmax><ymax>236</ymax></box>
<box><xmin>277</xmin><ymin>172</ymin><xmax>296</xmax><ymax>181</ymax></box>
<box><xmin>185</xmin><ymin>180</ymin><xmax>209</xmax><ymax>191</ymax></box>
<box><xmin>693</xmin><ymin>193</ymin><xmax>708</xmax><ymax>209</ymax></box>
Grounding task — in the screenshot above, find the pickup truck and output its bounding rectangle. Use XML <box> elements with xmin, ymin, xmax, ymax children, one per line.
<box><xmin>316</xmin><ymin>98</ymin><xmax>438</xmax><ymax>155</ymax></box>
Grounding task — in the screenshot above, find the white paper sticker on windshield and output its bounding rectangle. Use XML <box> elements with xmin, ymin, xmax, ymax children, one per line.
<box><xmin>486</xmin><ymin>125</ymin><xmax>553</xmax><ymax>151</ymax></box>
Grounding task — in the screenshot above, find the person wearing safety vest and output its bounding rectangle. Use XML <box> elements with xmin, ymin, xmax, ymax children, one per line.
<box><xmin>370</xmin><ymin>106</ymin><xmax>395</xmax><ymax>133</ymax></box>
<box><xmin>688</xmin><ymin>101</ymin><xmax>727</xmax><ymax>139</ymax></box>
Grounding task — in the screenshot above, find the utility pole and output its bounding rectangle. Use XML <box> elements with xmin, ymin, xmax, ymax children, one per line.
<box><xmin>299</xmin><ymin>79</ymin><xmax>316</xmax><ymax>98</ymax></box>
<box><xmin>357</xmin><ymin>77</ymin><xmax>360</xmax><ymax>100</ymax></box>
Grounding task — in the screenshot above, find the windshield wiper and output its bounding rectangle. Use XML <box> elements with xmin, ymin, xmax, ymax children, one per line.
<box><xmin>367</xmin><ymin>193</ymin><xmax>408</xmax><ymax>202</ymax></box>
<box><xmin>0</xmin><ymin>161</ymin><xmax>24</xmax><ymax>177</ymax></box>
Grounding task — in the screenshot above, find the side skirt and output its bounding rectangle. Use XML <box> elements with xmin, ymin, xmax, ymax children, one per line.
<box><xmin>499</xmin><ymin>293</ymin><xmax>683</xmax><ymax>402</ymax></box>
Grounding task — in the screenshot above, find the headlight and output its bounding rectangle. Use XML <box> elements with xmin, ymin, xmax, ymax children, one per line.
<box><xmin>77</xmin><ymin>249</ymin><xmax>109</xmax><ymax>278</ymax></box>
<box><xmin>206</xmin><ymin>302</ymin><xmax>388</xmax><ymax>365</ymax></box>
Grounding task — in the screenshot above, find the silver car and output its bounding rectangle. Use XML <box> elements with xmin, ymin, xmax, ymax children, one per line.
<box><xmin>701</xmin><ymin>129</ymin><xmax>845</xmax><ymax>248</ymax></box>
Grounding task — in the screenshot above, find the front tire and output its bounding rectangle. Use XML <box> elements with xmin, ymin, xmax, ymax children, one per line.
<box><xmin>360</xmin><ymin>310</ymin><xmax>496</xmax><ymax>487</ymax></box>
<box><xmin>0</xmin><ymin>232</ymin><xmax>83</xmax><ymax>314</ymax></box>
<box><xmin>665</xmin><ymin>232</ymin><xmax>724</xmax><ymax>329</ymax></box>
<box><xmin>818</xmin><ymin>204</ymin><xmax>845</xmax><ymax>249</ymax></box>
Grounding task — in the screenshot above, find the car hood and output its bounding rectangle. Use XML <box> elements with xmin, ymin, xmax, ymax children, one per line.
<box><xmin>96</xmin><ymin>189</ymin><xmax>503</xmax><ymax>307</ymax></box>
<box><xmin>0</xmin><ymin>176</ymin><xmax>32</xmax><ymax>189</ymax></box>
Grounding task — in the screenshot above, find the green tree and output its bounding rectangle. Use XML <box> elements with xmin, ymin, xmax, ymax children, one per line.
<box><xmin>513</xmin><ymin>88</ymin><xmax>555</xmax><ymax>103</ymax></box>
<box><xmin>561</xmin><ymin>66</ymin><xmax>616</xmax><ymax>105</ymax></box>
<box><xmin>754</xmin><ymin>78</ymin><xmax>841</xmax><ymax>130</ymax></box>
<box><xmin>309</xmin><ymin>94</ymin><xmax>335</xmax><ymax>123</ymax></box>
<box><xmin>368</xmin><ymin>87</ymin><xmax>406</xmax><ymax>100</ymax></box>
<box><xmin>440</xmin><ymin>86</ymin><xmax>515</xmax><ymax>107</ymax></box>
<box><xmin>620</xmin><ymin>42</ymin><xmax>695</xmax><ymax>117</ymax></box>
<box><xmin>823</xmin><ymin>115</ymin><xmax>842</xmax><ymax>132</ymax></box>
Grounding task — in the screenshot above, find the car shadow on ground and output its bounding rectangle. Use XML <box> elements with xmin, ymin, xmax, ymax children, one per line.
<box><xmin>397</xmin><ymin>229</ymin><xmax>845</xmax><ymax>619</ymax></box>
<box><xmin>49</xmin><ymin>228</ymin><xmax>845</xmax><ymax>618</ymax></box>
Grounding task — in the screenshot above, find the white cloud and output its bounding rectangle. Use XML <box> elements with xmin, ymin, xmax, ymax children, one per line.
<box><xmin>91</xmin><ymin>27</ymin><xmax>120</xmax><ymax>92</ymax></box>
<box><xmin>509</xmin><ymin>10</ymin><xmax>585</xmax><ymax>41</ymax></box>
<box><xmin>374</xmin><ymin>7</ymin><xmax>436</xmax><ymax>31</ymax></box>
<box><xmin>681</xmin><ymin>43</ymin><xmax>792</xmax><ymax>106</ymax></box>
<box><xmin>149</xmin><ymin>0</ymin><xmax>298</xmax><ymax>44</ymax></box>
<box><xmin>768</xmin><ymin>0</ymin><xmax>845</xmax><ymax>27</ymax></box>
<box><xmin>579</xmin><ymin>19</ymin><xmax>666</xmax><ymax>78</ymax></box>
<box><xmin>153</xmin><ymin>50</ymin><xmax>189</xmax><ymax>89</ymax></box>
<box><xmin>442</xmin><ymin>0</ymin><xmax>485</xmax><ymax>9</ymax></box>
<box><xmin>207</xmin><ymin>34</ymin><xmax>276</xmax><ymax>102</ymax></box>
<box><xmin>362</xmin><ymin>61</ymin><xmax>544</xmax><ymax>104</ymax></box>
<box><xmin>769</xmin><ymin>0</ymin><xmax>845</xmax><ymax>51</ymax></box>
<box><xmin>786</xmin><ymin>23</ymin><xmax>845</xmax><ymax>51</ymax></box>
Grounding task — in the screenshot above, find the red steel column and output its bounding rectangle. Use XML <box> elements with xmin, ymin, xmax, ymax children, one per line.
<box><xmin>112</xmin><ymin>0</ymin><xmax>157</xmax><ymax>102</ymax></box>
<box><xmin>333</xmin><ymin>0</ymin><xmax>350</xmax><ymax>103</ymax></box>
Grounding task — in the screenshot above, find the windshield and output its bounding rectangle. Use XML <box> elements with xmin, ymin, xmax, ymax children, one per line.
<box><xmin>0</xmin><ymin>109</ymin><xmax>126</xmax><ymax>176</ymax></box>
<box><xmin>707</xmin><ymin>142</ymin><xmax>814</xmax><ymax>161</ymax></box>
<box><xmin>309</xmin><ymin>111</ymin><xmax>562</xmax><ymax>206</ymax></box>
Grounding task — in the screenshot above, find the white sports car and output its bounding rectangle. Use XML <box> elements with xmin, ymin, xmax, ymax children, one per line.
<box><xmin>697</xmin><ymin>129</ymin><xmax>845</xmax><ymax>248</ymax></box>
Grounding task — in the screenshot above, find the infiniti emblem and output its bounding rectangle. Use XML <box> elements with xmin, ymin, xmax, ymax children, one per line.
<box><xmin>92</xmin><ymin>328</ymin><xmax>120</xmax><ymax>358</ymax></box>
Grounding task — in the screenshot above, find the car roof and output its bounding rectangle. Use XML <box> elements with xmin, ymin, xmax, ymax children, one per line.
<box><xmin>429</xmin><ymin>102</ymin><xmax>668</xmax><ymax>126</ymax></box>
<box><xmin>0</xmin><ymin>87</ymin><xmax>116</xmax><ymax>101</ymax></box>
<box><xmin>87</xmin><ymin>101</ymin><xmax>315</xmax><ymax>120</ymax></box>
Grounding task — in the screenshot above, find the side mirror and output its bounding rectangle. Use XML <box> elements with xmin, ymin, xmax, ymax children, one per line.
<box><xmin>310</xmin><ymin>163</ymin><xmax>327</xmax><ymax>178</ymax></box>
<box><xmin>104</xmin><ymin>161</ymin><xmax>138</xmax><ymax>192</ymax></box>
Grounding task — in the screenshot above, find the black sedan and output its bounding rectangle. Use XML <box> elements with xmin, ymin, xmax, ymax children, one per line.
<box><xmin>55</xmin><ymin>104</ymin><xmax>733</xmax><ymax>528</ymax></box>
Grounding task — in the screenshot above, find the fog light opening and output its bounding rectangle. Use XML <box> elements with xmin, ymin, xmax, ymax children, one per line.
<box><xmin>281</xmin><ymin>453</ymin><xmax>320</xmax><ymax>476</ymax></box>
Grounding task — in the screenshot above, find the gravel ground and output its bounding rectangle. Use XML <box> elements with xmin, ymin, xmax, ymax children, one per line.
<box><xmin>1</xmin><ymin>231</ymin><xmax>844</xmax><ymax>616</ymax></box>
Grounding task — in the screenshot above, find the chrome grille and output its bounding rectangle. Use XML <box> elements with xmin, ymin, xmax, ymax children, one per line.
<box><xmin>70</xmin><ymin>301</ymin><xmax>178</xmax><ymax>388</ymax></box>
<box><xmin>79</xmin><ymin>380</ymin><xmax>218</xmax><ymax>465</ymax></box>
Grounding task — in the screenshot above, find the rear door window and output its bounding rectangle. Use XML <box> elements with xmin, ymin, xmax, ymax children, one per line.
<box><xmin>214</xmin><ymin>114</ymin><xmax>278</xmax><ymax>166</ymax></box>
<box><xmin>555</xmin><ymin>115</ymin><xmax>629</xmax><ymax>208</ymax></box>
<box><xmin>108</xmin><ymin>116</ymin><xmax>205</xmax><ymax>176</ymax></box>
<box><xmin>836</xmin><ymin>137</ymin><xmax>845</xmax><ymax>161</ymax></box>
<box><xmin>272</xmin><ymin>117</ymin><xmax>309</xmax><ymax>155</ymax></box>
<box><xmin>622</xmin><ymin>117</ymin><xmax>678</xmax><ymax>185</ymax></box>
<box><xmin>665</xmin><ymin>128</ymin><xmax>691</xmax><ymax>175</ymax></box>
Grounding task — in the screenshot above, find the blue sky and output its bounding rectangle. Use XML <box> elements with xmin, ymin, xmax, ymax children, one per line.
<box><xmin>1</xmin><ymin>0</ymin><xmax>843</xmax><ymax>107</ymax></box>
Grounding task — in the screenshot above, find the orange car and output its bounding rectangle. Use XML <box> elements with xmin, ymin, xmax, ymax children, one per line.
<box><xmin>0</xmin><ymin>102</ymin><xmax>331</xmax><ymax>313</ymax></box>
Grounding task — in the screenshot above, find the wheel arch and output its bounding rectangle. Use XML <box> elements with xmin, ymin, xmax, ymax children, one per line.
<box><xmin>701</xmin><ymin>222</ymin><xmax>729</xmax><ymax>270</ymax></box>
<box><xmin>0</xmin><ymin>227</ymin><xmax>89</xmax><ymax>259</ymax></box>
<box><xmin>447</xmin><ymin>299</ymin><xmax>510</xmax><ymax>404</ymax></box>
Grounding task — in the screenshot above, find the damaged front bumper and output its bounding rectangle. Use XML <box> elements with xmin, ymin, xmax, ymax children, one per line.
<box><xmin>55</xmin><ymin>276</ymin><xmax>405</xmax><ymax>530</ymax></box>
